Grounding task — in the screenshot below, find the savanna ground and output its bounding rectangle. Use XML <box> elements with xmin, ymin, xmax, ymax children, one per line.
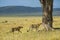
<box><xmin>0</xmin><ymin>16</ymin><xmax>60</xmax><ymax>40</ymax></box>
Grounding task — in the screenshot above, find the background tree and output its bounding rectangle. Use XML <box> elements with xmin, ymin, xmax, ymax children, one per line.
<box><xmin>39</xmin><ymin>0</ymin><xmax>54</xmax><ymax>31</ymax></box>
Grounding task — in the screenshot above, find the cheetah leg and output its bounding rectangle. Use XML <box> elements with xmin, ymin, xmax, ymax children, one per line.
<box><xmin>27</xmin><ymin>27</ymin><xmax>33</xmax><ymax>32</ymax></box>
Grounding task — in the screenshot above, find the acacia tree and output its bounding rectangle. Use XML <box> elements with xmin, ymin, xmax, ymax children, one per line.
<box><xmin>39</xmin><ymin>0</ymin><xmax>54</xmax><ymax>31</ymax></box>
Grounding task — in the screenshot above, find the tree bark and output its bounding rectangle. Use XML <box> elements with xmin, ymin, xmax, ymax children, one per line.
<box><xmin>39</xmin><ymin>0</ymin><xmax>54</xmax><ymax>31</ymax></box>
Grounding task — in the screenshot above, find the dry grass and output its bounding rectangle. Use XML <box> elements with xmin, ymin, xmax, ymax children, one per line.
<box><xmin>0</xmin><ymin>16</ymin><xmax>60</xmax><ymax>40</ymax></box>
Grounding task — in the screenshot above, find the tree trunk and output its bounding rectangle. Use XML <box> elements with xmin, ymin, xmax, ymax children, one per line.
<box><xmin>40</xmin><ymin>0</ymin><xmax>54</xmax><ymax>31</ymax></box>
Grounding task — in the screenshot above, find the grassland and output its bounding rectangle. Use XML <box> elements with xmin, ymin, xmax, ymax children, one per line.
<box><xmin>0</xmin><ymin>16</ymin><xmax>60</xmax><ymax>40</ymax></box>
